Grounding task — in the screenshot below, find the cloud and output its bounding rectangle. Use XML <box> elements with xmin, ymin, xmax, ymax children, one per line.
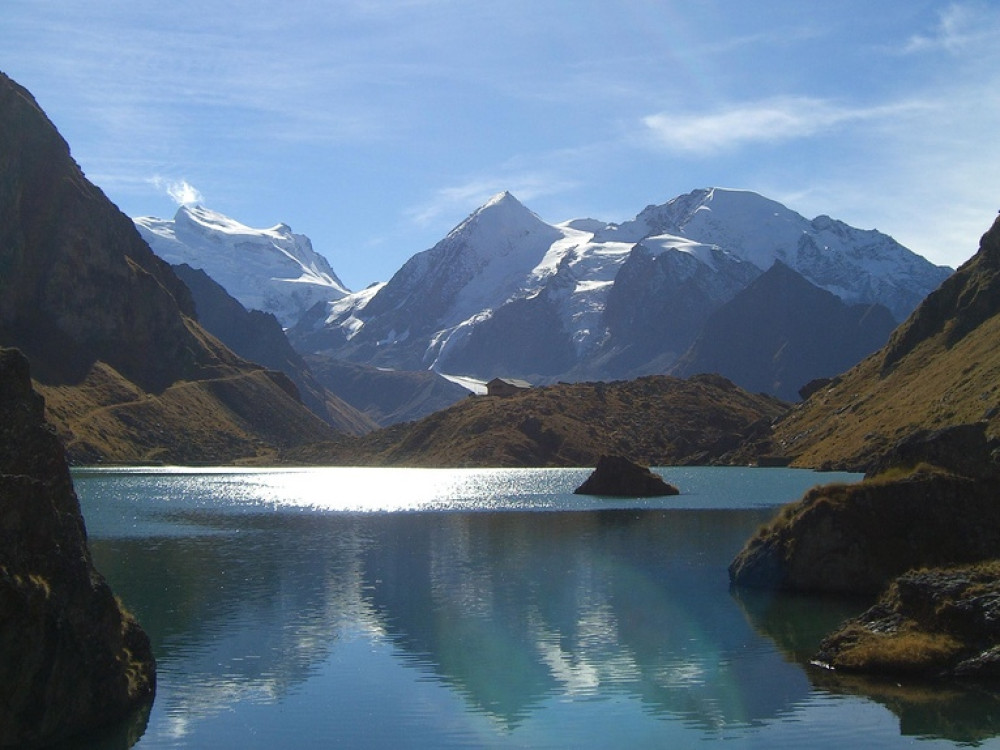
<box><xmin>902</xmin><ymin>2</ymin><xmax>1000</xmax><ymax>55</ymax></box>
<box><xmin>152</xmin><ymin>177</ymin><xmax>204</xmax><ymax>206</ymax></box>
<box><xmin>638</xmin><ymin>97</ymin><xmax>929</xmax><ymax>156</ymax></box>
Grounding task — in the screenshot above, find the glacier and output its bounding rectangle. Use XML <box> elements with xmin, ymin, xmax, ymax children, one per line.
<box><xmin>135</xmin><ymin>205</ymin><xmax>350</xmax><ymax>328</ymax></box>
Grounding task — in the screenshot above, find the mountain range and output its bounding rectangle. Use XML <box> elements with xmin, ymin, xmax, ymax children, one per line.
<box><xmin>140</xmin><ymin>189</ymin><xmax>951</xmax><ymax>403</ymax></box>
<box><xmin>283</xmin><ymin>188</ymin><xmax>951</xmax><ymax>397</ymax></box>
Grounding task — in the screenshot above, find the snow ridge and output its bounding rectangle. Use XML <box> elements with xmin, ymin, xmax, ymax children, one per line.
<box><xmin>135</xmin><ymin>205</ymin><xmax>349</xmax><ymax>328</ymax></box>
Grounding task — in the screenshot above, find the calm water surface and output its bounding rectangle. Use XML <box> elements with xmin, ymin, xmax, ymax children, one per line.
<box><xmin>70</xmin><ymin>467</ymin><xmax>1000</xmax><ymax>749</ymax></box>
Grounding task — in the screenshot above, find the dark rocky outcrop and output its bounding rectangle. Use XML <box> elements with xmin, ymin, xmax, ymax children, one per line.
<box><xmin>865</xmin><ymin>422</ymin><xmax>1000</xmax><ymax>482</ymax></box>
<box><xmin>0</xmin><ymin>348</ymin><xmax>155</xmax><ymax>746</ymax></box>
<box><xmin>730</xmin><ymin>422</ymin><xmax>1000</xmax><ymax>595</ymax></box>
<box><xmin>816</xmin><ymin>562</ymin><xmax>1000</xmax><ymax>679</ymax></box>
<box><xmin>728</xmin><ymin>470</ymin><xmax>1000</xmax><ymax>596</ymax></box>
<box><xmin>573</xmin><ymin>455</ymin><xmax>679</xmax><ymax>497</ymax></box>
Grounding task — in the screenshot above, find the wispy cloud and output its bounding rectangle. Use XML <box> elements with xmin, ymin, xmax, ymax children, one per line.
<box><xmin>902</xmin><ymin>2</ymin><xmax>1000</xmax><ymax>54</ymax></box>
<box><xmin>639</xmin><ymin>97</ymin><xmax>931</xmax><ymax>156</ymax></box>
<box><xmin>151</xmin><ymin>177</ymin><xmax>203</xmax><ymax>206</ymax></box>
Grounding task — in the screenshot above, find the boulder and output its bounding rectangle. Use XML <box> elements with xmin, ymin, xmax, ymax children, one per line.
<box><xmin>574</xmin><ymin>455</ymin><xmax>679</xmax><ymax>497</ymax></box>
<box><xmin>0</xmin><ymin>348</ymin><xmax>155</xmax><ymax>746</ymax></box>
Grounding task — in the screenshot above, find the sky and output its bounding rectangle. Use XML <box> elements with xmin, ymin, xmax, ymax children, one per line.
<box><xmin>3</xmin><ymin>1</ymin><xmax>999</xmax><ymax>290</ymax></box>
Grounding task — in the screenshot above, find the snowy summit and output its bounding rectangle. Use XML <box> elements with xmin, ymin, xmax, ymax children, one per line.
<box><xmin>135</xmin><ymin>205</ymin><xmax>350</xmax><ymax>328</ymax></box>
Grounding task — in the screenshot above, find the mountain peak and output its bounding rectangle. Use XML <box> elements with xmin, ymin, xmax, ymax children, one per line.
<box><xmin>484</xmin><ymin>190</ymin><xmax>519</xmax><ymax>207</ymax></box>
<box><xmin>447</xmin><ymin>190</ymin><xmax>553</xmax><ymax>244</ymax></box>
<box><xmin>135</xmin><ymin>205</ymin><xmax>349</xmax><ymax>327</ymax></box>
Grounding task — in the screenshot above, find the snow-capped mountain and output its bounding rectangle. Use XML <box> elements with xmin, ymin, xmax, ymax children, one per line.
<box><xmin>135</xmin><ymin>205</ymin><xmax>349</xmax><ymax>328</ymax></box>
<box><xmin>291</xmin><ymin>188</ymin><xmax>954</xmax><ymax>392</ymax></box>
<box><xmin>606</xmin><ymin>188</ymin><xmax>942</xmax><ymax>321</ymax></box>
<box><xmin>292</xmin><ymin>191</ymin><xmax>637</xmax><ymax>373</ymax></box>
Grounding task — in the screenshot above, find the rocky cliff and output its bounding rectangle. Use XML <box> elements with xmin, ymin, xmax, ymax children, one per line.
<box><xmin>730</xmin><ymin>422</ymin><xmax>1000</xmax><ymax>595</ymax></box>
<box><xmin>815</xmin><ymin>562</ymin><xmax>1000</xmax><ymax>679</ymax></box>
<box><xmin>0</xmin><ymin>348</ymin><xmax>155</xmax><ymax>745</ymax></box>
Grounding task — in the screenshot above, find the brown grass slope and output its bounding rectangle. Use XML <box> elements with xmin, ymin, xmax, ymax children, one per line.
<box><xmin>0</xmin><ymin>72</ymin><xmax>336</xmax><ymax>463</ymax></box>
<box><xmin>286</xmin><ymin>373</ymin><xmax>789</xmax><ymax>467</ymax></box>
<box><xmin>772</xmin><ymin>215</ymin><xmax>1000</xmax><ymax>470</ymax></box>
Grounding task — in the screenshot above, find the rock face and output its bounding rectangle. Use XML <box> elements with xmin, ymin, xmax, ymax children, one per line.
<box><xmin>816</xmin><ymin>562</ymin><xmax>1000</xmax><ymax>679</ymax></box>
<box><xmin>0</xmin><ymin>348</ymin><xmax>155</xmax><ymax>745</ymax></box>
<box><xmin>865</xmin><ymin>422</ymin><xmax>1000</xmax><ymax>481</ymax></box>
<box><xmin>728</xmin><ymin>469</ymin><xmax>1000</xmax><ymax>595</ymax></box>
<box><xmin>573</xmin><ymin>455</ymin><xmax>679</xmax><ymax>497</ymax></box>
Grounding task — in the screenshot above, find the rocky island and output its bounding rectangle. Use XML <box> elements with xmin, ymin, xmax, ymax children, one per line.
<box><xmin>573</xmin><ymin>455</ymin><xmax>680</xmax><ymax>497</ymax></box>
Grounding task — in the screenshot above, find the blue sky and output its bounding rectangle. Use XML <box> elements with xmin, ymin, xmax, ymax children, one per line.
<box><xmin>3</xmin><ymin>1</ymin><xmax>999</xmax><ymax>289</ymax></box>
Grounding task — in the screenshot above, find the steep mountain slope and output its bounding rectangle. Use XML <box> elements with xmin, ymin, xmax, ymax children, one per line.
<box><xmin>171</xmin><ymin>264</ymin><xmax>376</xmax><ymax>435</ymax></box>
<box><xmin>771</xmin><ymin>215</ymin><xmax>1000</xmax><ymax>470</ymax></box>
<box><xmin>671</xmin><ymin>262</ymin><xmax>898</xmax><ymax>401</ymax></box>
<box><xmin>0</xmin><ymin>71</ymin><xmax>336</xmax><ymax>463</ymax></box>
<box><xmin>586</xmin><ymin>238</ymin><xmax>760</xmax><ymax>379</ymax></box>
<box><xmin>285</xmin><ymin>374</ymin><xmax>788</xmax><ymax>468</ymax></box>
<box><xmin>136</xmin><ymin>205</ymin><xmax>349</xmax><ymax>328</ymax></box>
<box><xmin>293</xmin><ymin>188</ymin><xmax>950</xmax><ymax>391</ymax></box>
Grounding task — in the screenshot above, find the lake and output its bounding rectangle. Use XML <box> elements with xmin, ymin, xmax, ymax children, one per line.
<box><xmin>69</xmin><ymin>466</ymin><xmax>1000</xmax><ymax>749</ymax></box>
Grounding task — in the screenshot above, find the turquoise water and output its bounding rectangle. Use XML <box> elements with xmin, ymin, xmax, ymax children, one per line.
<box><xmin>71</xmin><ymin>467</ymin><xmax>1000</xmax><ymax>748</ymax></box>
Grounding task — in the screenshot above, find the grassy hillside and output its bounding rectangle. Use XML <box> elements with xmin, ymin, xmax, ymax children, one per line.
<box><xmin>286</xmin><ymin>373</ymin><xmax>789</xmax><ymax>467</ymax></box>
<box><xmin>772</xmin><ymin>216</ymin><xmax>1000</xmax><ymax>470</ymax></box>
<box><xmin>39</xmin><ymin>358</ymin><xmax>335</xmax><ymax>465</ymax></box>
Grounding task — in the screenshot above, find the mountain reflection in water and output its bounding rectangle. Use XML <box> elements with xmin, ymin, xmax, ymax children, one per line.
<box><xmin>74</xmin><ymin>467</ymin><xmax>1000</xmax><ymax>748</ymax></box>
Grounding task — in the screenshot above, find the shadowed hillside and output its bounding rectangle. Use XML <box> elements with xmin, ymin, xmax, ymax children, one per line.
<box><xmin>0</xmin><ymin>71</ymin><xmax>336</xmax><ymax>463</ymax></box>
<box><xmin>770</xmin><ymin>217</ymin><xmax>1000</xmax><ymax>471</ymax></box>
